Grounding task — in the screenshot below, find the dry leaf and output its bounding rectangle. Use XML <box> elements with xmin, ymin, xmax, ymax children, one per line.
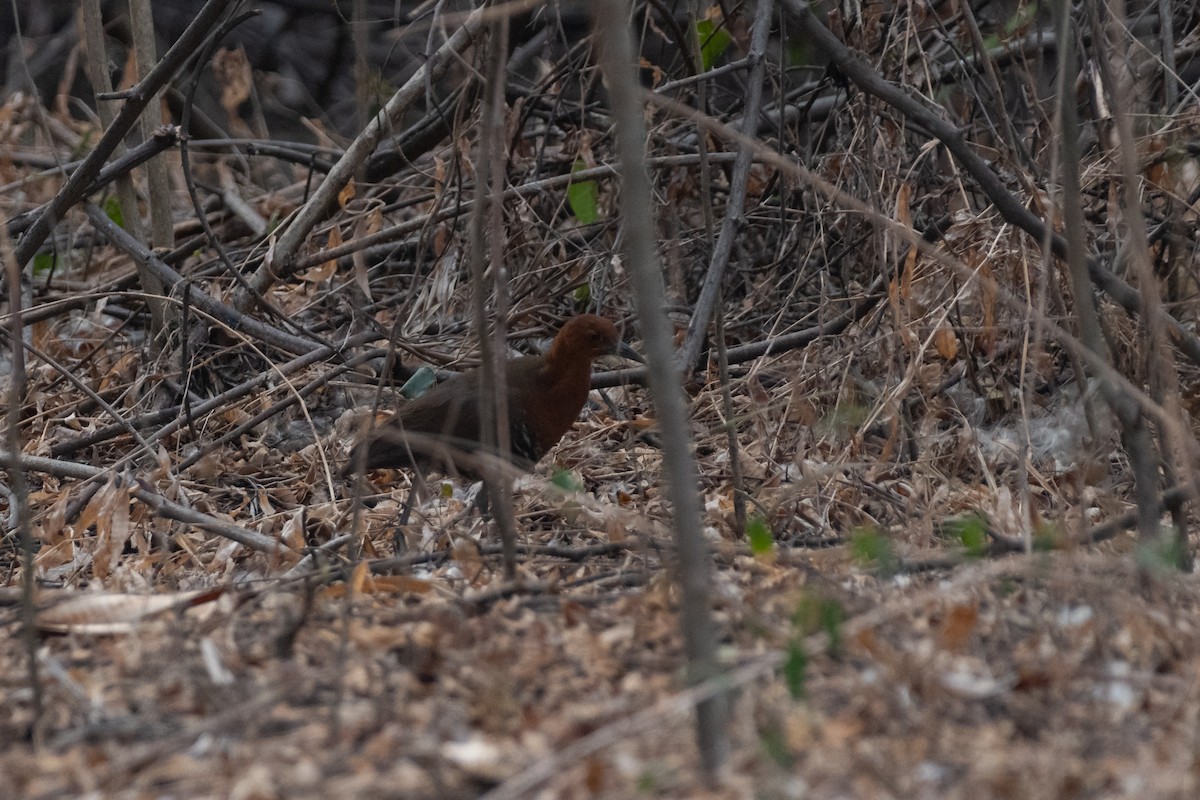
<box><xmin>211</xmin><ymin>47</ymin><xmax>252</xmax><ymax>117</ymax></box>
<box><xmin>338</xmin><ymin>180</ymin><xmax>356</xmax><ymax>209</ymax></box>
<box><xmin>352</xmin><ymin>212</ymin><xmax>375</xmax><ymax>302</ymax></box>
<box><xmin>364</xmin><ymin>575</ymin><xmax>433</xmax><ymax>595</ymax></box>
<box><xmin>300</xmin><ymin>225</ymin><xmax>341</xmax><ymax>283</ymax></box>
<box><xmin>280</xmin><ymin>509</ymin><xmax>306</xmax><ymax>551</ymax></box>
<box><xmin>350</xmin><ymin>560</ymin><xmax>370</xmax><ymax>594</ymax></box>
<box><xmin>933</xmin><ymin>326</ymin><xmax>958</xmax><ymax>360</ymax></box>
<box><xmin>938</xmin><ymin>603</ymin><xmax>979</xmax><ymax>652</ymax></box>
<box><xmin>34</xmin><ymin>588</ymin><xmax>222</xmax><ymax>634</ymax></box>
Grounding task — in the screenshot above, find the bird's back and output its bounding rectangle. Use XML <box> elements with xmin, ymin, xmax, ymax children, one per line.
<box><xmin>350</xmin><ymin>355</ymin><xmax>546</xmax><ymax>474</ymax></box>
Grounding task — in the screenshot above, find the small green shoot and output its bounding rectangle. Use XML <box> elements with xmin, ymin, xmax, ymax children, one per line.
<box><xmin>32</xmin><ymin>253</ymin><xmax>57</xmax><ymax>277</ymax></box>
<box><xmin>550</xmin><ymin>469</ymin><xmax>584</xmax><ymax>493</ymax></box>
<box><xmin>636</xmin><ymin>767</ymin><xmax>661</xmax><ymax>793</ymax></box>
<box><xmin>784</xmin><ymin>40</ymin><xmax>812</xmax><ymax>67</ymax></box>
<box><xmin>747</xmin><ymin>515</ymin><xmax>773</xmax><ymax>556</ymax></box>
<box><xmin>850</xmin><ymin>526</ymin><xmax>896</xmax><ymax>576</ymax></box>
<box><xmin>817</xmin><ymin>402</ymin><xmax>870</xmax><ymax>436</ymax></box>
<box><xmin>567</xmin><ymin>160</ymin><xmax>601</xmax><ymax>225</ymax></box>
<box><xmin>573</xmin><ymin>283</ymin><xmax>591</xmax><ymax>305</ymax></box>
<box><xmin>1136</xmin><ymin>529</ymin><xmax>1188</xmax><ymax>573</ymax></box>
<box><xmin>942</xmin><ymin>514</ymin><xmax>988</xmax><ymax>557</ymax></box>
<box><xmin>792</xmin><ymin>592</ymin><xmax>844</xmax><ymax>658</ymax></box>
<box><xmin>982</xmin><ymin>2</ymin><xmax>1040</xmax><ymax>49</ymax></box>
<box><xmin>71</xmin><ymin>129</ymin><xmax>93</xmax><ymax>159</ymax></box>
<box><xmin>783</xmin><ymin>639</ymin><xmax>807</xmax><ymax>699</ymax></box>
<box><xmin>695</xmin><ymin>16</ymin><xmax>733</xmax><ymax>71</ymax></box>
<box><xmin>103</xmin><ymin>195</ymin><xmax>124</xmax><ymax>229</ymax></box>
<box><xmin>759</xmin><ymin>721</ymin><xmax>793</xmax><ymax>767</ymax></box>
<box><xmin>1032</xmin><ymin>523</ymin><xmax>1060</xmax><ymax>551</ymax></box>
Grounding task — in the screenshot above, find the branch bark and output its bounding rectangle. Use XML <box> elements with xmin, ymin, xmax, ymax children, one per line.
<box><xmin>594</xmin><ymin>0</ymin><xmax>727</xmax><ymax>780</ymax></box>
<box><xmin>678</xmin><ymin>0</ymin><xmax>775</xmax><ymax>371</ymax></box>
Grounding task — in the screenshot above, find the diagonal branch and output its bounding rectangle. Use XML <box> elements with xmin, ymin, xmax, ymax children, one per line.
<box><xmin>234</xmin><ymin>5</ymin><xmax>488</xmax><ymax>312</ymax></box>
<box><xmin>0</xmin><ymin>452</ymin><xmax>289</xmax><ymax>555</ymax></box>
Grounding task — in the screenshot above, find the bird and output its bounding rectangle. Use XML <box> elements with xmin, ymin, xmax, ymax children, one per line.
<box><xmin>345</xmin><ymin>314</ymin><xmax>642</xmax><ymax>481</ymax></box>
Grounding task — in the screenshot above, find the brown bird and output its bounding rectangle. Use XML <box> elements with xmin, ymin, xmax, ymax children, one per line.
<box><xmin>346</xmin><ymin>314</ymin><xmax>641</xmax><ymax>480</ymax></box>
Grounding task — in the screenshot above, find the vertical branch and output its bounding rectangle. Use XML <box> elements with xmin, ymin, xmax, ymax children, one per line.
<box><xmin>80</xmin><ymin>0</ymin><xmax>147</xmax><ymax>244</ymax></box>
<box><xmin>686</xmin><ymin>0</ymin><xmax>717</xmax><ymax>250</ymax></box>
<box><xmin>1054</xmin><ymin>1</ymin><xmax>1108</xmax><ymax>423</ymax></box>
<box><xmin>0</xmin><ymin>224</ymin><xmax>41</xmax><ymax>726</ymax></box>
<box><xmin>470</xmin><ymin>15</ymin><xmax>519</xmax><ymax>579</ymax></box>
<box><xmin>594</xmin><ymin>0</ymin><xmax>727</xmax><ymax>780</ymax></box>
<box><xmin>1089</xmin><ymin>0</ymin><xmax>1187</xmax><ymax>564</ymax></box>
<box><xmin>678</xmin><ymin>0</ymin><xmax>775</xmax><ymax>372</ymax></box>
<box><xmin>715</xmin><ymin>288</ymin><xmax>745</xmax><ymax>537</ymax></box>
<box><xmin>353</xmin><ymin>0</ymin><xmax>371</xmax><ymax>135</ymax></box>
<box><xmin>1159</xmin><ymin>0</ymin><xmax>1177</xmax><ymax>110</ymax></box>
<box><xmin>81</xmin><ymin>0</ymin><xmax>168</xmax><ymax>343</ymax></box>
<box><xmin>127</xmin><ymin>0</ymin><xmax>175</xmax><ymax>252</ymax></box>
<box><xmin>1056</xmin><ymin>0</ymin><xmax>1160</xmax><ymax>546</ymax></box>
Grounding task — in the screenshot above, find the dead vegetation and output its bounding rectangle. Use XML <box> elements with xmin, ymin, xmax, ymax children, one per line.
<box><xmin>4</xmin><ymin>0</ymin><xmax>1200</xmax><ymax>796</ymax></box>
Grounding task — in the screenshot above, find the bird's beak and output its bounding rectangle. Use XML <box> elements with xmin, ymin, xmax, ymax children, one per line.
<box><xmin>616</xmin><ymin>340</ymin><xmax>644</xmax><ymax>363</ymax></box>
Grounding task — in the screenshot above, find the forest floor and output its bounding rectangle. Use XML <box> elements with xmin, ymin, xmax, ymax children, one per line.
<box><xmin>5</xmin><ymin>351</ymin><xmax>1200</xmax><ymax>798</ymax></box>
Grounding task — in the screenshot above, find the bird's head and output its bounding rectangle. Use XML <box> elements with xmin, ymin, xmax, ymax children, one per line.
<box><xmin>554</xmin><ymin>314</ymin><xmax>643</xmax><ymax>363</ymax></box>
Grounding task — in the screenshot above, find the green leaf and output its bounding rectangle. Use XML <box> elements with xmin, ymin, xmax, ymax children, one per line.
<box><xmin>695</xmin><ymin>16</ymin><xmax>733</xmax><ymax>71</ymax></box>
<box><xmin>747</xmin><ymin>515</ymin><xmax>773</xmax><ymax>555</ymax></box>
<box><xmin>1003</xmin><ymin>2</ymin><xmax>1039</xmax><ymax>36</ymax></box>
<box><xmin>793</xmin><ymin>592</ymin><xmax>844</xmax><ymax>658</ymax></box>
<box><xmin>819</xmin><ymin>598</ymin><xmax>844</xmax><ymax>658</ymax></box>
<box><xmin>850</xmin><ymin>526</ymin><xmax>896</xmax><ymax>575</ymax></box>
<box><xmin>636</xmin><ymin>770</ymin><xmax>659</xmax><ymax>792</ymax></box>
<box><xmin>32</xmin><ymin>252</ymin><xmax>57</xmax><ymax>277</ymax></box>
<box><xmin>71</xmin><ymin>130</ymin><xmax>93</xmax><ymax>160</ymax></box>
<box><xmin>784</xmin><ymin>40</ymin><xmax>813</xmax><ymax>67</ymax></box>
<box><xmin>550</xmin><ymin>469</ymin><xmax>584</xmax><ymax>492</ymax></box>
<box><xmin>567</xmin><ymin>160</ymin><xmax>601</xmax><ymax>225</ymax></box>
<box><xmin>399</xmin><ymin>366</ymin><xmax>436</xmax><ymax>399</ymax></box>
<box><xmin>783</xmin><ymin>640</ymin><xmax>807</xmax><ymax>699</ymax></box>
<box><xmin>759</xmin><ymin>722</ymin><xmax>793</xmax><ymax>767</ymax></box>
<box><xmin>1136</xmin><ymin>529</ymin><xmax>1188</xmax><ymax>573</ymax></box>
<box><xmin>103</xmin><ymin>195</ymin><xmax>125</xmax><ymax>229</ymax></box>
<box><xmin>573</xmin><ymin>283</ymin><xmax>591</xmax><ymax>305</ymax></box>
<box><xmin>1033</xmin><ymin>523</ymin><xmax>1060</xmax><ymax>551</ymax></box>
<box><xmin>943</xmin><ymin>514</ymin><xmax>988</xmax><ymax>557</ymax></box>
<box><xmin>817</xmin><ymin>401</ymin><xmax>870</xmax><ymax>436</ymax></box>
